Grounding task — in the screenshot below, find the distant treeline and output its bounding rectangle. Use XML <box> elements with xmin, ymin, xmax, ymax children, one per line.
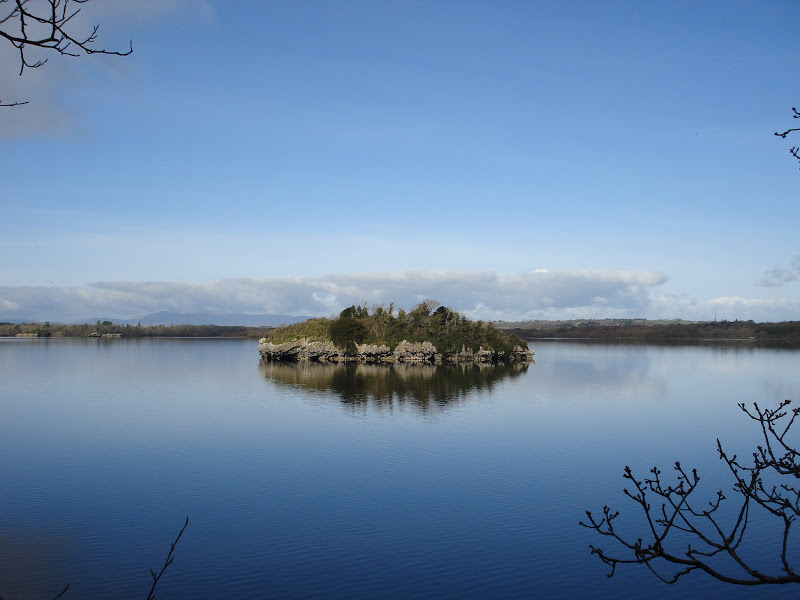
<box><xmin>5</xmin><ymin>318</ymin><xmax>800</xmax><ymax>345</ymax></box>
<box><xmin>500</xmin><ymin>320</ymin><xmax>800</xmax><ymax>344</ymax></box>
<box><xmin>0</xmin><ymin>320</ymin><xmax>272</xmax><ymax>339</ymax></box>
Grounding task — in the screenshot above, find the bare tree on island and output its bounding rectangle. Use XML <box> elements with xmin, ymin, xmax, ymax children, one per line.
<box><xmin>581</xmin><ymin>401</ymin><xmax>799</xmax><ymax>585</ymax></box>
<box><xmin>0</xmin><ymin>0</ymin><xmax>131</xmax><ymax>106</ymax></box>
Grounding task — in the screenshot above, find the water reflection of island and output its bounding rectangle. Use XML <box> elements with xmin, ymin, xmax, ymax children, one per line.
<box><xmin>259</xmin><ymin>361</ymin><xmax>532</xmax><ymax>413</ymax></box>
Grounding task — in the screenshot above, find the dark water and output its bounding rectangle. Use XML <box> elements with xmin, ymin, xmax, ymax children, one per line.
<box><xmin>0</xmin><ymin>338</ymin><xmax>798</xmax><ymax>599</ymax></box>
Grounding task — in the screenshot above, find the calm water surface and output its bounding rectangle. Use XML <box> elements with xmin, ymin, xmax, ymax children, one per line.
<box><xmin>1</xmin><ymin>338</ymin><xmax>798</xmax><ymax>599</ymax></box>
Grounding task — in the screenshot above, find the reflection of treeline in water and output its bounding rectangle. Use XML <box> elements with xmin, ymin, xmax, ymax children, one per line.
<box><xmin>501</xmin><ymin>320</ymin><xmax>800</xmax><ymax>344</ymax></box>
<box><xmin>0</xmin><ymin>321</ymin><xmax>271</xmax><ymax>338</ymax></box>
<box><xmin>263</xmin><ymin>301</ymin><xmax>528</xmax><ymax>356</ymax></box>
<box><xmin>259</xmin><ymin>361</ymin><xmax>530</xmax><ymax>412</ymax></box>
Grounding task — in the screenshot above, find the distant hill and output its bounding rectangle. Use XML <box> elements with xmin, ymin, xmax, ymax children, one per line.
<box><xmin>72</xmin><ymin>312</ymin><xmax>311</xmax><ymax>327</ymax></box>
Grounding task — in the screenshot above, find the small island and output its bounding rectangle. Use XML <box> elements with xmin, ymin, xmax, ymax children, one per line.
<box><xmin>258</xmin><ymin>302</ymin><xmax>534</xmax><ymax>364</ymax></box>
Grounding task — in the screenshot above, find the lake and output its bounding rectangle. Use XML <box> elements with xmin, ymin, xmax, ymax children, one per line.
<box><xmin>1</xmin><ymin>338</ymin><xmax>798</xmax><ymax>599</ymax></box>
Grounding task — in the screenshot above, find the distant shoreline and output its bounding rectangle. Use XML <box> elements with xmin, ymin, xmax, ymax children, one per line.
<box><xmin>3</xmin><ymin>319</ymin><xmax>799</xmax><ymax>347</ymax></box>
<box><xmin>0</xmin><ymin>321</ymin><xmax>270</xmax><ymax>339</ymax></box>
<box><xmin>3</xmin><ymin>336</ymin><xmax>795</xmax><ymax>349</ymax></box>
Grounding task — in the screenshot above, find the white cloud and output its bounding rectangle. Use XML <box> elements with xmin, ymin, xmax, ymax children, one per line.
<box><xmin>0</xmin><ymin>269</ymin><xmax>667</xmax><ymax>322</ymax></box>
<box><xmin>759</xmin><ymin>255</ymin><xmax>800</xmax><ymax>288</ymax></box>
<box><xmin>0</xmin><ymin>298</ymin><xmax>20</xmax><ymax>311</ymax></box>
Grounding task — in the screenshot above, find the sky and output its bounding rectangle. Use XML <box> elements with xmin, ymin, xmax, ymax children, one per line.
<box><xmin>1</xmin><ymin>0</ymin><xmax>799</xmax><ymax>323</ymax></box>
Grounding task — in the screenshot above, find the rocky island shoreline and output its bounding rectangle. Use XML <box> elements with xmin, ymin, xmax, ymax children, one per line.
<box><xmin>258</xmin><ymin>337</ymin><xmax>534</xmax><ymax>364</ymax></box>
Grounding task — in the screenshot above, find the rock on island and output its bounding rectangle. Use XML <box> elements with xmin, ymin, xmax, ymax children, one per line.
<box><xmin>258</xmin><ymin>337</ymin><xmax>533</xmax><ymax>363</ymax></box>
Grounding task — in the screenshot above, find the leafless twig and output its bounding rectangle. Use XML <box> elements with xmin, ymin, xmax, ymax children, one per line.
<box><xmin>1</xmin><ymin>0</ymin><xmax>131</xmax><ymax>105</ymax></box>
<box><xmin>775</xmin><ymin>107</ymin><xmax>800</xmax><ymax>168</ymax></box>
<box><xmin>581</xmin><ymin>401</ymin><xmax>800</xmax><ymax>585</ymax></box>
<box><xmin>145</xmin><ymin>516</ymin><xmax>189</xmax><ymax>600</ymax></box>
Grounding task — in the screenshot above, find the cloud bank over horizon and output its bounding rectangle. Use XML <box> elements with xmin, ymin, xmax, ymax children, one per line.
<box><xmin>0</xmin><ymin>269</ymin><xmax>670</xmax><ymax>322</ymax></box>
<box><xmin>2</xmin><ymin>269</ymin><xmax>798</xmax><ymax>324</ymax></box>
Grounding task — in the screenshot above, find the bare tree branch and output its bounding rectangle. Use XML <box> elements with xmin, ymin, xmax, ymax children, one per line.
<box><xmin>145</xmin><ymin>516</ymin><xmax>189</xmax><ymax>600</ymax></box>
<box><xmin>0</xmin><ymin>0</ymin><xmax>132</xmax><ymax>105</ymax></box>
<box><xmin>581</xmin><ymin>401</ymin><xmax>800</xmax><ymax>586</ymax></box>
<box><xmin>775</xmin><ymin>107</ymin><xmax>800</xmax><ymax>168</ymax></box>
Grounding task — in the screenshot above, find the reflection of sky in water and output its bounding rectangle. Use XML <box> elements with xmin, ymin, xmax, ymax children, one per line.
<box><xmin>0</xmin><ymin>339</ymin><xmax>798</xmax><ymax>599</ymax></box>
<box><xmin>530</xmin><ymin>342</ymin><xmax>665</xmax><ymax>404</ymax></box>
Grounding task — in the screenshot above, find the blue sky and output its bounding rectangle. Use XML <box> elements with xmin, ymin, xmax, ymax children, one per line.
<box><xmin>1</xmin><ymin>0</ymin><xmax>799</xmax><ymax>322</ymax></box>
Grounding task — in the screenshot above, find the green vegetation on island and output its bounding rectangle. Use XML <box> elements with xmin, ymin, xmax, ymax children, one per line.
<box><xmin>262</xmin><ymin>301</ymin><xmax>529</xmax><ymax>358</ymax></box>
